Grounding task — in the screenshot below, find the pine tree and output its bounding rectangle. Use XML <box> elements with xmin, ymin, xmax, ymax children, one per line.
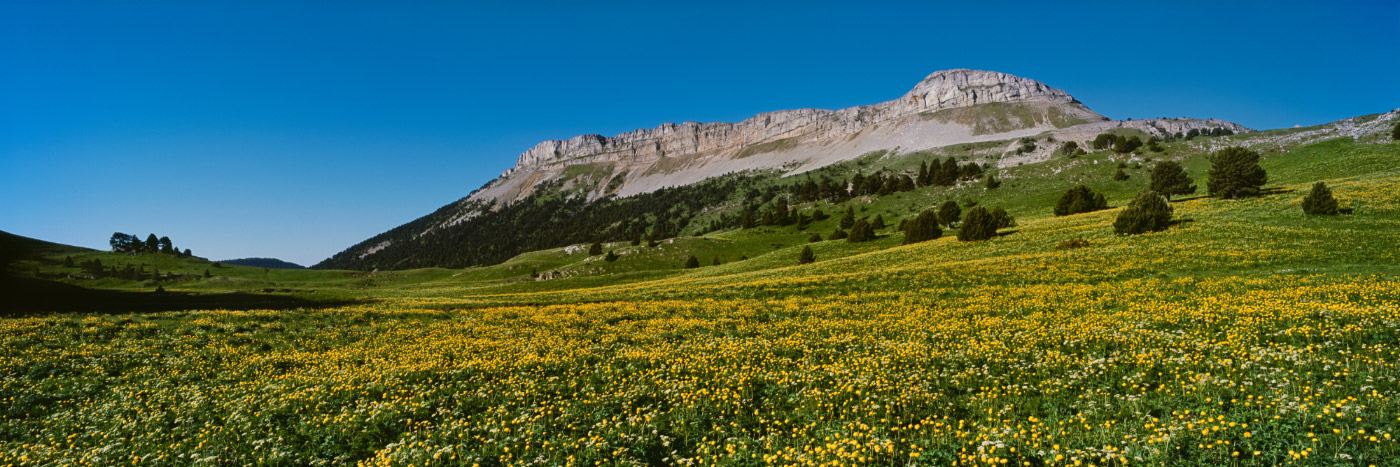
<box><xmin>839</xmin><ymin>207</ymin><xmax>855</xmax><ymax>229</ymax></box>
<box><xmin>740</xmin><ymin>209</ymin><xmax>756</xmax><ymax>229</ymax></box>
<box><xmin>917</xmin><ymin>161</ymin><xmax>930</xmax><ymax>186</ymax></box>
<box><xmin>938</xmin><ymin>158</ymin><xmax>959</xmax><ymax>186</ymax></box>
<box><xmin>774</xmin><ymin>198</ymin><xmax>791</xmax><ymax>225</ymax></box>
<box><xmin>956</xmin><ymin>207</ymin><xmax>999</xmax><ymax>241</ymax></box>
<box><xmin>1301</xmin><ymin>182</ymin><xmax>1339</xmax><ymax>215</ymax></box>
<box><xmin>847</xmin><ymin>219</ymin><xmax>874</xmax><ymax>242</ymax></box>
<box><xmin>183</xmin><ymin>249</ymin><xmax>192</xmax><ymax>257</ymax></box>
<box><xmin>829</xmin><ymin>227</ymin><xmax>848</xmax><ymax>240</ymax></box>
<box><xmin>989</xmin><ymin>206</ymin><xmax>1015</xmax><ymax>229</ymax></box>
<box><xmin>809</xmin><ymin>233</ymin><xmax>823</xmax><ymax>243</ymax></box>
<box><xmin>144</xmin><ymin>234</ymin><xmax>159</xmax><ymax>252</ymax></box>
<box><xmin>604</xmin><ymin>250</ymin><xmax>619</xmax><ymax>262</ymax></box>
<box><xmin>984</xmin><ymin>174</ymin><xmax>1001</xmax><ymax>189</ymax></box>
<box><xmin>1092</xmin><ymin>133</ymin><xmax>1115</xmax><ymax>150</ymax></box>
<box><xmin>63</xmin><ymin>256</ymin><xmax>74</xmax><ymax>267</ymax></box>
<box><xmin>1207</xmin><ymin>146</ymin><xmax>1267</xmax><ymax>199</ymax></box>
<box><xmin>871</xmin><ymin>215</ymin><xmax>885</xmax><ymax>230</ymax></box>
<box><xmin>938</xmin><ymin>200</ymin><xmax>962</xmax><ymax>228</ymax></box>
<box><xmin>1113</xmin><ymin>168</ymin><xmax>1129</xmax><ymax>181</ymax></box>
<box><xmin>684</xmin><ymin>255</ymin><xmax>700</xmax><ymax>269</ymax></box>
<box><xmin>903</xmin><ymin>210</ymin><xmax>942</xmax><ymax>244</ymax></box>
<box><xmin>588</xmin><ymin>242</ymin><xmax>603</xmax><ymax>256</ymax></box>
<box><xmin>1054</xmin><ymin>185</ymin><xmax>1109</xmax><ymax>216</ymax></box>
<box><xmin>1113</xmin><ymin>190</ymin><xmax>1174</xmax><ymax>235</ymax></box>
<box><xmin>203</xmin><ymin>269</ymin><xmax>211</xmax><ymax>278</ymax></box>
<box><xmin>159</xmin><ymin>236</ymin><xmax>173</xmax><ymax>254</ymax></box>
<box><xmin>798</xmin><ymin>246</ymin><xmax>815</xmax><ymax>265</ymax></box>
<box><xmin>1149</xmin><ymin>161</ymin><xmax>1197</xmax><ymax>200</ymax></box>
<box><xmin>1393</xmin><ymin>121</ymin><xmax>1400</xmax><ymax>141</ymax></box>
<box><xmin>712</xmin><ymin>256</ymin><xmax>721</xmax><ymax>266</ymax></box>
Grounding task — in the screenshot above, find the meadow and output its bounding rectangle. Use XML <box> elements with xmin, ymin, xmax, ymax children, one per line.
<box><xmin>3</xmin><ymin>133</ymin><xmax>1400</xmax><ymax>466</ymax></box>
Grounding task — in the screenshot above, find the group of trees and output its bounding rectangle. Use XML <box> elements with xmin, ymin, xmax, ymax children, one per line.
<box><xmin>1091</xmin><ymin>134</ymin><xmax>1147</xmax><ymax>154</ymax></box>
<box><xmin>109</xmin><ymin>232</ymin><xmax>192</xmax><ymax>257</ymax></box>
<box><xmin>918</xmin><ymin>157</ymin><xmax>984</xmax><ymax>187</ymax></box>
<box><xmin>786</xmin><ymin>158</ymin><xmax>984</xmax><ymax>206</ymax></box>
<box><xmin>66</xmin><ymin>257</ymin><xmax>196</xmax><ymax>281</ymax></box>
<box><xmin>1054</xmin><ymin>145</ymin><xmax>1274</xmax><ymax>236</ymax></box>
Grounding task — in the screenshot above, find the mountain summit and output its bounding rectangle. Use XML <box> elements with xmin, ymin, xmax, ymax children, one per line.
<box><xmin>480</xmin><ymin>69</ymin><xmax>1103</xmax><ymax>206</ymax></box>
<box><xmin>317</xmin><ymin>69</ymin><xmax>1248</xmax><ymax>270</ymax></box>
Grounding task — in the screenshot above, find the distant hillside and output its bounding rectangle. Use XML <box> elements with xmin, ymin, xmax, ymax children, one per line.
<box><xmin>219</xmin><ymin>258</ymin><xmax>305</xmax><ymax>269</ymax></box>
<box><xmin>318</xmin><ymin>69</ymin><xmax>1249</xmax><ymax>271</ymax></box>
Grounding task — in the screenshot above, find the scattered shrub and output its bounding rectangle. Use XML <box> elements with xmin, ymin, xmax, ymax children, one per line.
<box><xmin>957</xmin><ymin>206</ymin><xmax>1000</xmax><ymax>242</ymax></box>
<box><xmin>1113</xmin><ymin>190</ymin><xmax>1173</xmax><ymax>235</ymax></box>
<box><xmin>903</xmin><ymin>210</ymin><xmax>942</xmax><ymax>245</ymax></box>
<box><xmin>1054</xmin><ymin>185</ymin><xmax>1109</xmax><ymax>216</ymax></box>
<box><xmin>1301</xmin><ymin>182</ymin><xmax>1339</xmax><ymax>215</ymax></box>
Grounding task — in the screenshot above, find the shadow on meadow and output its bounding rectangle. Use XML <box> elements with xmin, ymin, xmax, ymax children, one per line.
<box><xmin>0</xmin><ymin>276</ymin><xmax>367</xmax><ymax>316</ymax></box>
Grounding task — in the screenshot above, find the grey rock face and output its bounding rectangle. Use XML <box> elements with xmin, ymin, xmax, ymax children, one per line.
<box><xmin>505</xmin><ymin>69</ymin><xmax>1076</xmax><ymax>177</ymax></box>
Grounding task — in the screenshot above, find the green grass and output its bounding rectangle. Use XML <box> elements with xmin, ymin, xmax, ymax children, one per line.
<box><xmin>3</xmin><ymin>133</ymin><xmax>1400</xmax><ymax>466</ymax></box>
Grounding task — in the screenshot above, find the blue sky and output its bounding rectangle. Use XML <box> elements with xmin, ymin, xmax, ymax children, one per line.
<box><xmin>3</xmin><ymin>1</ymin><xmax>1397</xmax><ymax>266</ymax></box>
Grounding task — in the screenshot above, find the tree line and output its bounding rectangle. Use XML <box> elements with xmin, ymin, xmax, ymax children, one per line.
<box><xmin>109</xmin><ymin>232</ymin><xmax>193</xmax><ymax>257</ymax></box>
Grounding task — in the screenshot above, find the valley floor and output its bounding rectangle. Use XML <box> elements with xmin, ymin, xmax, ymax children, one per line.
<box><xmin>3</xmin><ymin>137</ymin><xmax>1400</xmax><ymax>466</ymax></box>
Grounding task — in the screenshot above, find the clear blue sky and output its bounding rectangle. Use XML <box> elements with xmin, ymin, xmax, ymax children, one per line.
<box><xmin>3</xmin><ymin>1</ymin><xmax>1397</xmax><ymax>266</ymax></box>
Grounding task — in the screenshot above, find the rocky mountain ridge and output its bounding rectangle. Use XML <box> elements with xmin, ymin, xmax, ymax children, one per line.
<box><xmin>317</xmin><ymin>69</ymin><xmax>1253</xmax><ymax>270</ymax></box>
<box><xmin>474</xmin><ymin>69</ymin><xmax>1111</xmax><ymax>206</ymax></box>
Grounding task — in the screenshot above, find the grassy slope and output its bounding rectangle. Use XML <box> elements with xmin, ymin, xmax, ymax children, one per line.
<box><xmin>3</xmin><ymin>132</ymin><xmax>1399</xmax><ymax>466</ymax></box>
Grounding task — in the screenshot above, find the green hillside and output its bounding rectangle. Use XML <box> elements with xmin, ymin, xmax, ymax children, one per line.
<box><xmin>3</xmin><ymin>116</ymin><xmax>1399</xmax><ymax>466</ymax></box>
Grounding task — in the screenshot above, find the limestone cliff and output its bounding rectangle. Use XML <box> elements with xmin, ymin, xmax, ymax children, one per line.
<box><xmin>472</xmin><ymin>69</ymin><xmax>1107</xmax><ymax>207</ymax></box>
<box><xmin>319</xmin><ymin>69</ymin><xmax>1254</xmax><ymax>269</ymax></box>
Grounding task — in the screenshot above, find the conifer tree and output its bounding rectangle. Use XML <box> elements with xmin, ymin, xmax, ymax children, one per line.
<box><xmin>984</xmin><ymin>174</ymin><xmax>1001</xmax><ymax>189</ymax></box>
<box><xmin>1113</xmin><ymin>168</ymin><xmax>1129</xmax><ymax>181</ymax></box>
<box><xmin>684</xmin><ymin>255</ymin><xmax>700</xmax><ymax>269</ymax></box>
<box><xmin>145</xmin><ymin>234</ymin><xmax>159</xmax><ymax>252</ymax></box>
<box><xmin>1113</xmin><ymin>190</ymin><xmax>1174</xmax><ymax>235</ymax></box>
<box><xmin>938</xmin><ymin>158</ymin><xmax>959</xmax><ymax>186</ymax></box>
<box><xmin>588</xmin><ymin>242</ymin><xmax>603</xmax><ymax>256</ymax></box>
<box><xmin>839</xmin><ymin>207</ymin><xmax>855</xmax><ymax>229</ymax></box>
<box><xmin>1392</xmin><ymin>121</ymin><xmax>1400</xmax><ymax>141</ymax></box>
<box><xmin>937</xmin><ymin>200</ymin><xmax>962</xmax><ymax>228</ymax></box>
<box><xmin>1207</xmin><ymin>146</ymin><xmax>1267</xmax><ymax>199</ymax></box>
<box><xmin>1149</xmin><ymin>161</ymin><xmax>1197</xmax><ymax>200</ymax></box>
<box><xmin>1301</xmin><ymin>182</ymin><xmax>1339</xmax><ymax>215</ymax></box>
<box><xmin>847</xmin><ymin>219</ymin><xmax>875</xmax><ymax>242</ymax></box>
<box><xmin>956</xmin><ymin>207</ymin><xmax>999</xmax><ymax>241</ymax></box>
<box><xmin>798</xmin><ymin>246</ymin><xmax>815</xmax><ymax>265</ymax></box>
<box><xmin>829</xmin><ymin>227</ymin><xmax>848</xmax><ymax>240</ymax></box>
<box><xmin>871</xmin><ymin>215</ymin><xmax>885</xmax><ymax>230</ymax></box>
<box><xmin>740</xmin><ymin>209</ymin><xmax>756</xmax><ymax>229</ymax></box>
<box><xmin>604</xmin><ymin>250</ymin><xmax>619</xmax><ymax>262</ymax></box>
<box><xmin>712</xmin><ymin>256</ymin><xmax>721</xmax><ymax>266</ymax></box>
<box><xmin>903</xmin><ymin>210</ymin><xmax>942</xmax><ymax>244</ymax></box>
<box><xmin>1054</xmin><ymin>185</ymin><xmax>1109</xmax><ymax>216</ymax></box>
<box><xmin>63</xmin><ymin>256</ymin><xmax>74</xmax><ymax>267</ymax></box>
<box><xmin>774</xmin><ymin>198</ymin><xmax>791</xmax><ymax>225</ymax></box>
<box><xmin>809</xmin><ymin>233</ymin><xmax>823</xmax><ymax>242</ymax></box>
<box><xmin>989</xmin><ymin>206</ymin><xmax>1015</xmax><ymax>229</ymax></box>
